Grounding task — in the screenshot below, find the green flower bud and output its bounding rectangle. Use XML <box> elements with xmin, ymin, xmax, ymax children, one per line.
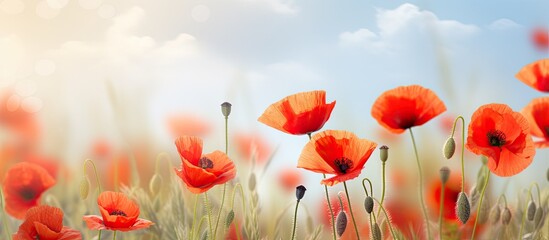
<box><xmin>336</xmin><ymin>211</ymin><xmax>347</xmax><ymax>237</ymax></box>
<box><xmin>80</xmin><ymin>176</ymin><xmax>91</xmax><ymax>200</ymax></box>
<box><xmin>364</xmin><ymin>196</ymin><xmax>374</xmax><ymax>214</ymax></box>
<box><xmin>456</xmin><ymin>192</ymin><xmax>471</xmax><ymax>224</ymax></box>
<box><xmin>443</xmin><ymin>137</ymin><xmax>456</xmax><ymax>159</ymax></box>
<box><xmin>527</xmin><ymin>201</ymin><xmax>536</xmax><ymax>221</ymax></box>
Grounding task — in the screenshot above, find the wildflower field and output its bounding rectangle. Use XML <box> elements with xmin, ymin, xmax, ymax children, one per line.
<box><xmin>0</xmin><ymin>1</ymin><xmax>549</xmax><ymax>240</ymax></box>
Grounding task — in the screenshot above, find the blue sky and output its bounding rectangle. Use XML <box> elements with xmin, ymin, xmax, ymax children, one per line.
<box><xmin>1</xmin><ymin>0</ymin><xmax>548</xmax><ymax>196</ymax></box>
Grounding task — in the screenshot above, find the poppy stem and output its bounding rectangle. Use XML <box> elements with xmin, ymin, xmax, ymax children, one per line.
<box><xmin>204</xmin><ymin>192</ymin><xmax>214</xmax><ymax>239</ymax></box>
<box><xmin>83</xmin><ymin>159</ymin><xmax>103</xmax><ymax>240</ymax></box>
<box><xmin>439</xmin><ymin>181</ymin><xmax>446</xmax><ymax>240</ymax></box>
<box><xmin>112</xmin><ymin>231</ymin><xmax>117</xmax><ymax>240</ymax></box>
<box><xmin>290</xmin><ymin>199</ymin><xmax>301</xmax><ymax>240</ymax></box>
<box><xmin>362</xmin><ymin>178</ymin><xmax>376</xmax><ymax>232</ymax></box>
<box><xmin>449</xmin><ymin>116</ymin><xmax>465</xmax><ymax>193</ymax></box>
<box><xmin>471</xmin><ymin>167</ymin><xmax>490</xmax><ymax>240</ymax></box>
<box><xmin>408</xmin><ymin>128</ymin><xmax>432</xmax><ymax>240</ymax></box>
<box><xmin>191</xmin><ymin>194</ymin><xmax>199</xmax><ymax>239</ymax></box>
<box><xmin>343</xmin><ymin>181</ymin><xmax>361</xmax><ymax>240</ymax></box>
<box><xmin>230</xmin><ymin>183</ymin><xmax>245</xmax><ymax>240</ymax></box>
<box><xmin>519</xmin><ymin>182</ymin><xmax>541</xmax><ymax>238</ymax></box>
<box><xmin>373</xmin><ymin>197</ymin><xmax>397</xmax><ymax>239</ymax></box>
<box><xmin>213</xmin><ymin>116</ymin><xmax>230</xmax><ymax>240</ymax></box>
<box><xmin>309</xmin><ymin>132</ymin><xmax>336</xmax><ymax>240</ymax></box>
<box><xmin>376</xmin><ymin>161</ymin><xmax>386</xmax><ymax>217</ymax></box>
<box><xmin>0</xmin><ymin>188</ymin><xmax>12</xmax><ymax>240</ymax></box>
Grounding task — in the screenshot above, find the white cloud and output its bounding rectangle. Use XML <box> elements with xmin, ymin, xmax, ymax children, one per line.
<box><xmin>236</xmin><ymin>0</ymin><xmax>298</xmax><ymax>15</ymax></box>
<box><xmin>488</xmin><ymin>18</ymin><xmax>522</xmax><ymax>31</ymax></box>
<box><xmin>339</xmin><ymin>3</ymin><xmax>479</xmax><ymax>52</ymax></box>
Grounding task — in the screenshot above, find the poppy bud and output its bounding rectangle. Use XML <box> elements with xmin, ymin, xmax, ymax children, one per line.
<box><xmin>221</xmin><ymin>102</ymin><xmax>232</xmax><ymax>118</ymax></box>
<box><xmin>534</xmin><ymin>207</ymin><xmax>544</xmax><ymax>228</ymax></box>
<box><xmin>443</xmin><ymin>137</ymin><xmax>456</xmax><ymax>159</ymax></box>
<box><xmin>489</xmin><ymin>205</ymin><xmax>501</xmax><ymax>224</ymax></box>
<box><xmin>439</xmin><ymin>166</ymin><xmax>450</xmax><ymax>184</ymax></box>
<box><xmin>456</xmin><ymin>192</ymin><xmax>470</xmax><ymax>224</ymax></box>
<box><xmin>372</xmin><ymin>223</ymin><xmax>382</xmax><ymax>240</ymax></box>
<box><xmin>336</xmin><ymin>211</ymin><xmax>347</xmax><ymax>237</ymax></box>
<box><xmin>225</xmin><ymin>210</ymin><xmax>235</xmax><ymax>228</ymax></box>
<box><xmin>527</xmin><ymin>201</ymin><xmax>536</xmax><ymax>221</ymax></box>
<box><xmin>364</xmin><ymin>196</ymin><xmax>374</xmax><ymax>214</ymax></box>
<box><xmin>248</xmin><ymin>173</ymin><xmax>256</xmax><ymax>191</ymax></box>
<box><xmin>149</xmin><ymin>174</ymin><xmax>163</xmax><ymax>196</ymax></box>
<box><xmin>502</xmin><ymin>207</ymin><xmax>512</xmax><ymax>225</ymax></box>
<box><xmin>80</xmin><ymin>176</ymin><xmax>91</xmax><ymax>200</ymax></box>
<box><xmin>469</xmin><ymin>185</ymin><xmax>479</xmax><ymax>208</ymax></box>
<box><xmin>296</xmin><ymin>185</ymin><xmax>306</xmax><ymax>201</ymax></box>
<box><xmin>379</xmin><ymin>145</ymin><xmax>389</xmax><ymax>162</ymax></box>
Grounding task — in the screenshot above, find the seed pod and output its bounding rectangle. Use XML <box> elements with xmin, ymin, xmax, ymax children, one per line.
<box><xmin>149</xmin><ymin>174</ymin><xmax>163</xmax><ymax>195</ymax></box>
<box><xmin>221</xmin><ymin>102</ymin><xmax>232</xmax><ymax>118</ymax></box>
<box><xmin>80</xmin><ymin>176</ymin><xmax>91</xmax><ymax>200</ymax></box>
<box><xmin>295</xmin><ymin>185</ymin><xmax>306</xmax><ymax>201</ymax></box>
<box><xmin>225</xmin><ymin>210</ymin><xmax>235</xmax><ymax>228</ymax></box>
<box><xmin>501</xmin><ymin>207</ymin><xmax>512</xmax><ymax>225</ymax></box>
<box><xmin>379</xmin><ymin>145</ymin><xmax>389</xmax><ymax>162</ymax></box>
<box><xmin>372</xmin><ymin>223</ymin><xmax>382</xmax><ymax>240</ymax></box>
<box><xmin>456</xmin><ymin>192</ymin><xmax>471</xmax><ymax>224</ymax></box>
<box><xmin>534</xmin><ymin>207</ymin><xmax>544</xmax><ymax>228</ymax></box>
<box><xmin>527</xmin><ymin>201</ymin><xmax>536</xmax><ymax>221</ymax></box>
<box><xmin>443</xmin><ymin>137</ymin><xmax>456</xmax><ymax>159</ymax></box>
<box><xmin>489</xmin><ymin>205</ymin><xmax>501</xmax><ymax>224</ymax></box>
<box><xmin>439</xmin><ymin>166</ymin><xmax>450</xmax><ymax>184</ymax></box>
<box><xmin>248</xmin><ymin>173</ymin><xmax>257</xmax><ymax>191</ymax></box>
<box><xmin>336</xmin><ymin>211</ymin><xmax>347</xmax><ymax>237</ymax></box>
<box><xmin>364</xmin><ymin>196</ymin><xmax>374</xmax><ymax>214</ymax></box>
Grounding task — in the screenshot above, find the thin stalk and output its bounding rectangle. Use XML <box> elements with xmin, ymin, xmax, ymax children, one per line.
<box><xmin>229</xmin><ymin>183</ymin><xmax>245</xmax><ymax>240</ymax></box>
<box><xmin>471</xmin><ymin>167</ymin><xmax>490</xmax><ymax>240</ymax></box>
<box><xmin>377</xmin><ymin>162</ymin><xmax>386</xmax><ymax>217</ymax></box>
<box><xmin>373</xmin><ymin>198</ymin><xmax>397</xmax><ymax>239</ymax></box>
<box><xmin>408</xmin><ymin>128</ymin><xmax>432</xmax><ymax>240</ymax></box>
<box><xmin>204</xmin><ymin>192</ymin><xmax>213</xmax><ymax>239</ymax></box>
<box><xmin>83</xmin><ymin>159</ymin><xmax>103</xmax><ymax>240</ymax></box>
<box><xmin>309</xmin><ymin>132</ymin><xmax>336</xmax><ymax>240</ymax></box>
<box><xmin>112</xmin><ymin>231</ymin><xmax>117</xmax><ymax>240</ymax></box>
<box><xmin>190</xmin><ymin>194</ymin><xmax>199</xmax><ymax>239</ymax></box>
<box><xmin>449</xmin><ymin>116</ymin><xmax>465</xmax><ymax>193</ymax></box>
<box><xmin>290</xmin><ymin>199</ymin><xmax>301</xmax><ymax>240</ymax></box>
<box><xmin>0</xmin><ymin>187</ymin><xmax>11</xmax><ymax>240</ymax></box>
<box><xmin>362</xmin><ymin>178</ymin><xmax>377</xmax><ymax>233</ymax></box>
<box><xmin>439</xmin><ymin>182</ymin><xmax>446</xmax><ymax>240</ymax></box>
<box><xmin>343</xmin><ymin>181</ymin><xmax>360</xmax><ymax>240</ymax></box>
<box><xmin>213</xmin><ymin>116</ymin><xmax>230</xmax><ymax>240</ymax></box>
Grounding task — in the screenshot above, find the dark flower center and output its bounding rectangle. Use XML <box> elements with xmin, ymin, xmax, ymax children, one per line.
<box><xmin>19</xmin><ymin>188</ymin><xmax>36</xmax><ymax>201</ymax></box>
<box><xmin>110</xmin><ymin>209</ymin><xmax>127</xmax><ymax>217</ymax></box>
<box><xmin>198</xmin><ymin>157</ymin><xmax>214</xmax><ymax>169</ymax></box>
<box><xmin>487</xmin><ymin>130</ymin><xmax>506</xmax><ymax>147</ymax></box>
<box><xmin>545</xmin><ymin>126</ymin><xmax>549</xmax><ymax>136</ymax></box>
<box><xmin>334</xmin><ymin>157</ymin><xmax>353</xmax><ymax>174</ymax></box>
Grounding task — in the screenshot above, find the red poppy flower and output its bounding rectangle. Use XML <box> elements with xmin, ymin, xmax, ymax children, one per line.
<box><xmin>13</xmin><ymin>205</ymin><xmax>82</xmax><ymax>240</ymax></box>
<box><xmin>522</xmin><ymin>97</ymin><xmax>549</xmax><ymax>148</ymax></box>
<box><xmin>105</xmin><ymin>154</ymin><xmax>132</xmax><ymax>190</ymax></box>
<box><xmin>466</xmin><ymin>104</ymin><xmax>536</xmax><ymax>176</ymax></box>
<box><xmin>516</xmin><ymin>59</ymin><xmax>549</xmax><ymax>92</ymax></box>
<box><xmin>2</xmin><ymin>162</ymin><xmax>56</xmax><ymax>219</ymax></box>
<box><xmin>258</xmin><ymin>90</ymin><xmax>335</xmax><ymax>135</ymax></box>
<box><xmin>385</xmin><ymin>198</ymin><xmax>424</xmax><ymax>239</ymax></box>
<box><xmin>371</xmin><ymin>85</ymin><xmax>447</xmax><ymax>134</ymax></box>
<box><xmin>166</xmin><ymin>113</ymin><xmax>211</xmax><ymax>138</ymax></box>
<box><xmin>532</xmin><ymin>27</ymin><xmax>549</xmax><ymax>51</ymax></box>
<box><xmin>427</xmin><ymin>173</ymin><xmax>466</xmax><ymax>220</ymax></box>
<box><xmin>82</xmin><ymin>191</ymin><xmax>153</xmax><ymax>232</ymax></box>
<box><xmin>174</xmin><ymin>136</ymin><xmax>236</xmax><ymax>193</ymax></box>
<box><xmin>297</xmin><ymin>130</ymin><xmax>377</xmax><ymax>186</ymax></box>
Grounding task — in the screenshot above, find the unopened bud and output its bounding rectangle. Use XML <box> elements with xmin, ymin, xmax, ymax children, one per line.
<box><xmin>443</xmin><ymin>137</ymin><xmax>456</xmax><ymax>159</ymax></box>
<box><xmin>469</xmin><ymin>185</ymin><xmax>479</xmax><ymax>208</ymax></box>
<box><xmin>534</xmin><ymin>207</ymin><xmax>544</xmax><ymax>228</ymax></box>
<box><xmin>225</xmin><ymin>210</ymin><xmax>235</xmax><ymax>228</ymax></box>
<box><xmin>295</xmin><ymin>185</ymin><xmax>306</xmax><ymax>201</ymax></box>
<box><xmin>502</xmin><ymin>207</ymin><xmax>512</xmax><ymax>225</ymax></box>
<box><xmin>456</xmin><ymin>192</ymin><xmax>471</xmax><ymax>224</ymax></box>
<box><xmin>371</xmin><ymin>223</ymin><xmax>382</xmax><ymax>240</ymax></box>
<box><xmin>336</xmin><ymin>211</ymin><xmax>347</xmax><ymax>237</ymax></box>
<box><xmin>489</xmin><ymin>205</ymin><xmax>501</xmax><ymax>224</ymax></box>
<box><xmin>221</xmin><ymin>102</ymin><xmax>232</xmax><ymax>118</ymax></box>
<box><xmin>248</xmin><ymin>173</ymin><xmax>257</xmax><ymax>191</ymax></box>
<box><xmin>80</xmin><ymin>176</ymin><xmax>91</xmax><ymax>200</ymax></box>
<box><xmin>439</xmin><ymin>166</ymin><xmax>450</xmax><ymax>184</ymax></box>
<box><xmin>478</xmin><ymin>197</ymin><xmax>490</xmax><ymax>224</ymax></box>
<box><xmin>149</xmin><ymin>174</ymin><xmax>163</xmax><ymax>195</ymax></box>
<box><xmin>527</xmin><ymin>201</ymin><xmax>536</xmax><ymax>221</ymax></box>
<box><xmin>364</xmin><ymin>196</ymin><xmax>374</xmax><ymax>214</ymax></box>
<box><xmin>379</xmin><ymin>145</ymin><xmax>389</xmax><ymax>162</ymax></box>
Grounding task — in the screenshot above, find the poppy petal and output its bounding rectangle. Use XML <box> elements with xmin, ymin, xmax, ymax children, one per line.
<box><xmin>58</xmin><ymin>227</ymin><xmax>83</xmax><ymax>240</ymax></box>
<box><xmin>176</xmin><ymin>160</ymin><xmax>218</xmax><ymax>193</ymax></box>
<box><xmin>82</xmin><ymin>215</ymin><xmax>107</xmax><ymax>230</ymax></box>
<box><xmin>522</xmin><ymin>97</ymin><xmax>549</xmax><ymax>144</ymax></box>
<box><xmin>516</xmin><ymin>59</ymin><xmax>549</xmax><ymax>92</ymax></box>
<box><xmin>175</xmin><ymin>136</ymin><xmax>203</xmax><ymax>165</ymax></box>
<box><xmin>34</xmin><ymin>222</ymin><xmax>61</xmax><ymax>239</ymax></box>
<box><xmin>320</xmin><ymin>168</ymin><xmax>363</xmax><ymax>186</ymax></box>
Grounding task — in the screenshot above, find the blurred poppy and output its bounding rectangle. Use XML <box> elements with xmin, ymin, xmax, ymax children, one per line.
<box><xmin>466</xmin><ymin>104</ymin><xmax>535</xmax><ymax>176</ymax></box>
<box><xmin>233</xmin><ymin>132</ymin><xmax>272</xmax><ymax>164</ymax></box>
<box><xmin>515</xmin><ymin>59</ymin><xmax>549</xmax><ymax>92</ymax></box>
<box><xmin>522</xmin><ymin>97</ymin><xmax>549</xmax><ymax>148</ymax></box>
<box><xmin>297</xmin><ymin>130</ymin><xmax>377</xmax><ymax>186</ymax></box>
<box><xmin>427</xmin><ymin>173</ymin><xmax>465</xmax><ymax>220</ymax></box>
<box><xmin>13</xmin><ymin>205</ymin><xmax>82</xmax><ymax>240</ymax></box>
<box><xmin>277</xmin><ymin>167</ymin><xmax>303</xmax><ymax>192</ymax></box>
<box><xmin>105</xmin><ymin>154</ymin><xmax>132</xmax><ymax>190</ymax></box>
<box><xmin>174</xmin><ymin>136</ymin><xmax>236</xmax><ymax>193</ymax></box>
<box><xmin>532</xmin><ymin>27</ymin><xmax>549</xmax><ymax>51</ymax></box>
<box><xmin>2</xmin><ymin>162</ymin><xmax>56</xmax><ymax>219</ymax></box>
<box><xmin>0</xmin><ymin>90</ymin><xmax>41</xmax><ymax>142</ymax></box>
<box><xmin>385</xmin><ymin>198</ymin><xmax>424</xmax><ymax>239</ymax></box>
<box><xmin>166</xmin><ymin>113</ymin><xmax>211</xmax><ymax>138</ymax></box>
<box><xmin>371</xmin><ymin>85</ymin><xmax>446</xmax><ymax>134</ymax></box>
<box><xmin>258</xmin><ymin>90</ymin><xmax>335</xmax><ymax>135</ymax></box>
<box><xmin>24</xmin><ymin>154</ymin><xmax>60</xmax><ymax>179</ymax></box>
<box><xmin>82</xmin><ymin>191</ymin><xmax>153</xmax><ymax>232</ymax></box>
<box><xmin>91</xmin><ymin>139</ymin><xmax>112</xmax><ymax>159</ymax></box>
